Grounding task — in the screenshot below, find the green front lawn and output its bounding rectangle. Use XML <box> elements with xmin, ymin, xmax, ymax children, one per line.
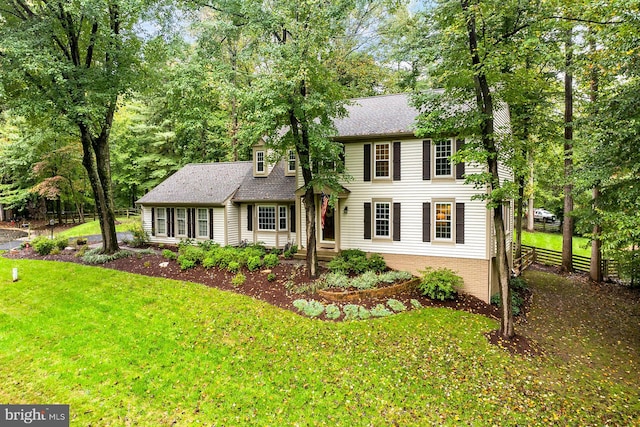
<box><xmin>56</xmin><ymin>216</ymin><xmax>138</xmax><ymax>239</ymax></box>
<box><xmin>521</xmin><ymin>230</ymin><xmax>592</xmax><ymax>257</ymax></box>
<box><xmin>0</xmin><ymin>258</ymin><xmax>636</xmax><ymax>425</ymax></box>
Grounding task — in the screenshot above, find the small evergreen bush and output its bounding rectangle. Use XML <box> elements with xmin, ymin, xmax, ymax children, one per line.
<box><xmin>32</xmin><ymin>236</ymin><xmax>56</xmax><ymax>255</ymax></box>
<box><xmin>227</xmin><ymin>261</ymin><xmax>241</xmax><ymax>273</ymax></box>
<box><xmin>128</xmin><ymin>223</ymin><xmax>149</xmax><ymax>247</ymax></box>
<box><xmin>418</xmin><ymin>267</ymin><xmax>462</xmax><ymax>301</ymax></box>
<box><xmin>231</xmin><ymin>273</ymin><xmax>246</xmax><ymax>287</ymax></box>
<box><xmin>267</xmin><ymin>272</ymin><xmax>276</xmax><ymax>282</ymax></box>
<box><xmin>263</xmin><ymin>253</ymin><xmax>279</xmax><ymax>268</ymax></box>
<box><xmin>162</xmin><ymin>249</ymin><xmax>177</xmax><ymax>260</ymax></box>
<box><xmin>246</xmin><ymin>255</ymin><xmax>263</xmax><ymax>271</ymax></box>
<box><xmin>367</xmin><ymin>253</ymin><xmax>387</xmax><ymax>272</ymax></box>
<box><xmin>178</xmin><ymin>257</ymin><xmax>196</xmax><ymax>270</ymax></box>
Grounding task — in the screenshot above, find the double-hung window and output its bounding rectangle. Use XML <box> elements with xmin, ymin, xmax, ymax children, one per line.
<box><xmin>434</xmin><ymin>139</ymin><xmax>453</xmax><ymax>177</ymax></box>
<box><xmin>374</xmin><ymin>143</ymin><xmax>390</xmax><ymax>178</ymax></box>
<box><xmin>156</xmin><ymin>208</ymin><xmax>167</xmax><ymax>235</ymax></box>
<box><xmin>279</xmin><ymin>206</ymin><xmax>288</xmax><ymax>231</ymax></box>
<box><xmin>176</xmin><ymin>208</ymin><xmax>186</xmax><ymax>237</ymax></box>
<box><xmin>434</xmin><ymin>202</ymin><xmax>453</xmax><ymax>240</ymax></box>
<box><xmin>256</xmin><ymin>150</ymin><xmax>265</xmax><ymax>173</ymax></box>
<box><xmin>197</xmin><ymin>208</ymin><xmax>209</xmax><ymax>238</ymax></box>
<box><xmin>258</xmin><ymin>206</ymin><xmax>276</xmax><ymax>231</ymax></box>
<box><xmin>374</xmin><ymin>202</ymin><xmax>391</xmax><ymax>238</ymax></box>
<box><xmin>287</xmin><ymin>150</ymin><xmax>296</xmax><ymax>175</ymax></box>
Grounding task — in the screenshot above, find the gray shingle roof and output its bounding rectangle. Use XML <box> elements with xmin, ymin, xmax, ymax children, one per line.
<box><xmin>136</xmin><ymin>162</ymin><xmax>253</xmax><ymax>205</ymax></box>
<box><xmin>232</xmin><ymin>162</ymin><xmax>296</xmax><ymax>202</ymax></box>
<box><xmin>334</xmin><ymin>93</ymin><xmax>420</xmax><ymax>139</ymax></box>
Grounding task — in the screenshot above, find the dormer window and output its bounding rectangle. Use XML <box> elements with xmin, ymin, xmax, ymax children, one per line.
<box><xmin>286</xmin><ymin>149</ymin><xmax>296</xmax><ymax>176</ymax></box>
<box><xmin>256</xmin><ymin>150</ymin><xmax>265</xmax><ymax>173</ymax></box>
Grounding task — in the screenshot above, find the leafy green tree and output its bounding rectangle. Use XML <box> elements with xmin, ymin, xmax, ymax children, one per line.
<box><xmin>0</xmin><ymin>0</ymin><xmax>158</xmax><ymax>253</ymax></box>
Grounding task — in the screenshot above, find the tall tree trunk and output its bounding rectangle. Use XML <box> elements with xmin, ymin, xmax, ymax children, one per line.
<box><xmin>589</xmin><ymin>33</ymin><xmax>602</xmax><ymax>282</ymax></box>
<box><xmin>461</xmin><ymin>0</ymin><xmax>513</xmax><ymax>338</ymax></box>
<box><xmin>79</xmin><ymin>126</ymin><xmax>119</xmax><ymax>254</ymax></box>
<box><xmin>526</xmin><ymin>158</ymin><xmax>535</xmax><ymax>231</ymax></box>
<box><xmin>515</xmin><ymin>173</ymin><xmax>525</xmax><ymax>260</ymax></box>
<box><xmin>562</xmin><ymin>28</ymin><xmax>574</xmax><ymax>272</ymax></box>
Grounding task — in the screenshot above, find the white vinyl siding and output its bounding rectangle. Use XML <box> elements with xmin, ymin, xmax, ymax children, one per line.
<box><xmin>338</xmin><ymin>138</ymin><xmax>488</xmax><ymax>260</ymax></box>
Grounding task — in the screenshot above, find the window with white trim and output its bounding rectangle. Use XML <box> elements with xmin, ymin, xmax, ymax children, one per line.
<box><xmin>374</xmin><ymin>142</ymin><xmax>390</xmax><ymax>178</ymax></box>
<box><xmin>434</xmin><ymin>139</ymin><xmax>453</xmax><ymax>177</ymax></box>
<box><xmin>197</xmin><ymin>208</ymin><xmax>209</xmax><ymax>238</ymax></box>
<box><xmin>156</xmin><ymin>207</ymin><xmax>167</xmax><ymax>235</ymax></box>
<box><xmin>287</xmin><ymin>150</ymin><xmax>296</xmax><ymax>174</ymax></box>
<box><xmin>176</xmin><ymin>208</ymin><xmax>186</xmax><ymax>236</ymax></box>
<box><xmin>435</xmin><ymin>202</ymin><xmax>453</xmax><ymax>240</ymax></box>
<box><xmin>375</xmin><ymin>202</ymin><xmax>390</xmax><ymax>238</ymax></box>
<box><xmin>279</xmin><ymin>206</ymin><xmax>288</xmax><ymax>231</ymax></box>
<box><xmin>258</xmin><ymin>206</ymin><xmax>276</xmax><ymax>231</ymax></box>
<box><xmin>256</xmin><ymin>150</ymin><xmax>265</xmax><ymax>173</ymax></box>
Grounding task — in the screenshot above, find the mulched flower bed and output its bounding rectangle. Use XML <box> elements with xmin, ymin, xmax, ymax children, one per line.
<box><xmin>5</xmin><ymin>245</ymin><xmax>545</xmax><ymax>355</ymax></box>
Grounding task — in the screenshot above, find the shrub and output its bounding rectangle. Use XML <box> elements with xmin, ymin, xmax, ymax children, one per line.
<box><xmin>214</xmin><ymin>247</ymin><xmax>238</xmax><ymax>269</ymax></box>
<box><xmin>387</xmin><ymin>299</ymin><xmax>407</xmax><ymax>312</ymax></box>
<box><xmin>491</xmin><ymin>292</ymin><xmax>524</xmax><ymax>316</ymax></box>
<box><xmin>367</xmin><ymin>253</ymin><xmax>387</xmax><ymax>273</ymax></box>
<box><xmin>418</xmin><ymin>267</ymin><xmax>462</xmax><ymax>301</ymax></box>
<box><xmin>202</xmin><ymin>256</ymin><xmax>216</xmax><ymax>269</ymax></box>
<box><xmin>325</xmin><ymin>304</ymin><xmax>341</xmax><ymax>320</ymax></box>
<box><xmin>341</xmin><ymin>248</ymin><xmax>367</xmax><ymax>261</ymax></box>
<box><xmin>263</xmin><ymin>253</ymin><xmax>280</xmax><ymax>268</ymax></box>
<box><xmin>350</xmin><ymin>255</ymin><xmax>372</xmax><ymax>274</ymax></box>
<box><xmin>50</xmin><ymin>247</ymin><xmax>61</xmax><ymax>255</ymax></box>
<box><xmin>227</xmin><ymin>261</ymin><xmax>241</xmax><ymax>273</ymax></box>
<box><xmin>509</xmin><ymin>276</ymin><xmax>528</xmax><ymax>292</ymax></box>
<box><xmin>289</xmin><ymin>244</ymin><xmax>298</xmax><ymax>254</ymax></box>
<box><xmin>128</xmin><ymin>223</ymin><xmax>149</xmax><ymax>247</ymax></box>
<box><xmin>327</xmin><ymin>257</ymin><xmax>350</xmax><ymax>273</ymax></box>
<box><xmin>178</xmin><ymin>257</ymin><xmax>196</xmax><ymax>270</ymax></box>
<box><xmin>76</xmin><ymin>237</ymin><xmax>88</xmax><ymax>246</ymax></box>
<box><xmin>178</xmin><ymin>245</ymin><xmax>205</xmax><ymax>265</ymax></box>
<box><xmin>246</xmin><ymin>255</ymin><xmax>263</xmax><ymax>271</ymax></box>
<box><xmin>283</xmin><ymin>250</ymin><xmax>294</xmax><ymax>259</ymax></box>
<box><xmin>31</xmin><ymin>236</ymin><xmax>56</xmax><ymax>255</ymax></box>
<box><xmin>231</xmin><ymin>273</ymin><xmax>246</xmax><ymax>287</ymax></box>
<box><xmin>162</xmin><ymin>249</ymin><xmax>177</xmax><ymax>260</ymax></box>
<box><xmin>267</xmin><ymin>272</ymin><xmax>276</xmax><ymax>282</ymax></box>
<box><xmin>198</xmin><ymin>240</ymin><xmax>219</xmax><ymax>252</ymax></box>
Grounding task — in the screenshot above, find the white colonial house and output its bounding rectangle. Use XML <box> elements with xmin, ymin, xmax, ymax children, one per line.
<box><xmin>137</xmin><ymin>93</ymin><xmax>513</xmax><ymax>302</ymax></box>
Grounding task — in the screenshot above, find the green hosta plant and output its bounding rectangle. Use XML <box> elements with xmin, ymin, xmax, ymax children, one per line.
<box><xmin>263</xmin><ymin>253</ymin><xmax>279</xmax><ymax>268</ymax></box>
<box><xmin>418</xmin><ymin>267</ymin><xmax>462</xmax><ymax>301</ymax></box>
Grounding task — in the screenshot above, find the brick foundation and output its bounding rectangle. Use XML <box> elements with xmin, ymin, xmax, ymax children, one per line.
<box><xmin>380</xmin><ymin>253</ymin><xmax>491</xmax><ymax>303</ymax></box>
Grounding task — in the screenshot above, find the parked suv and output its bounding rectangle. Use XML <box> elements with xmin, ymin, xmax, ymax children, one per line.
<box><xmin>534</xmin><ymin>208</ymin><xmax>557</xmax><ymax>223</ymax></box>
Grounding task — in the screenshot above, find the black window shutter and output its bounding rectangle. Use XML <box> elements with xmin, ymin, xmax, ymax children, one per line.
<box><xmin>422</xmin><ymin>202</ymin><xmax>431</xmax><ymax>242</ymax></box>
<box><xmin>247</xmin><ymin>204</ymin><xmax>253</xmax><ymax>231</ymax></box>
<box><xmin>151</xmin><ymin>207</ymin><xmax>155</xmax><ymax>236</ymax></box>
<box><xmin>456</xmin><ymin>139</ymin><xmax>465</xmax><ymax>179</ymax></box>
<box><xmin>364</xmin><ymin>202</ymin><xmax>371</xmax><ymax>240</ymax></box>
<box><xmin>168</xmin><ymin>208</ymin><xmax>174</xmax><ymax>237</ymax></box>
<box><xmin>456</xmin><ymin>203</ymin><xmax>465</xmax><ymax>244</ymax></box>
<box><xmin>186</xmin><ymin>208</ymin><xmax>193</xmax><ymax>238</ymax></box>
<box><xmin>393</xmin><ymin>141</ymin><xmax>401</xmax><ymax>181</ymax></box>
<box><xmin>393</xmin><ymin>202</ymin><xmax>401</xmax><ymax>241</ymax></box>
<box><xmin>290</xmin><ymin>205</ymin><xmax>296</xmax><ymax>233</ymax></box>
<box><xmin>338</xmin><ymin>144</ymin><xmax>345</xmax><ymax>173</ymax></box>
<box><xmin>423</xmin><ymin>140</ymin><xmax>431</xmax><ymax>180</ymax></box>
<box><xmin>364</xmin><ymin>144</ymin><xmax>371</xmax><ymax>182</ymax></box>
<box><xmin>209</xmin><ymin>208</ymin><xmax>214</xmax><ymax>240</ymax></box>
<box><xmin>192</xmin><ymin>209</ymin><xmax>197</xmax><ymax>238</ymax></box>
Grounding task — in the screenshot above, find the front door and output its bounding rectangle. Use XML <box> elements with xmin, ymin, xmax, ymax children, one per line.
<box><xmin>321</xmin><ymin>204</ymin><xmax>335</xmax><ymax>242</ymax></box>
